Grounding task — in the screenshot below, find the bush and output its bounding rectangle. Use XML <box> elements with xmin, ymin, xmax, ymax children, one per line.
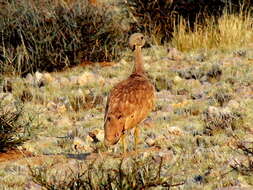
<box><xmin>126</xmin><ymin>0</ymin><xmax>228</xmax><ymax>43</ymax></box>
<box><xmin>126</xmin><ymin>0</ymin><xmax>252</xmax><ymax>44</ymax></box>
<box><xmin>29</xmin><ymin>155</ymin><xmax>184</xmax><ymax>189</ymax></box>
<box><xmin>0</xmin><ymin>0</ymin><xmax>129</xmax><ymax>75</ymax></box>
<box><xmin>203</xmin><ymin>106</ymin><xmax>243</xmax><ymax>135</ymax></box>
<box><xmin>0</xmin><ymin>98</ymin><xmax>30</xmax><ymax>152</ymax></box>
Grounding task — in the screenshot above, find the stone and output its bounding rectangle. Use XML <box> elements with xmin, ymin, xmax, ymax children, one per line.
<box><xmin>25</xmin><ymin>73</ymin><xmax>34</xmax><ymax>85</ymax></box>
<box><xmin>145</xmin><ymin>137</ymin><xmax>156</xmax><ymax>147</ymax></box>
<box><xmin>73</xmin><ymin>137</ymin><xmax>93</xmax><ymax>152</ymax></box>
<box><xmin>42</xmin><ymin>73</ymin><xmax>54</xmax><ymax>84</ymax></box>
<box><xmin>77</xmin><ymin>71</ymin><xmax>96</xmax><ymax>86</ymax></box>
<box><xmin>167</xmin><ymin>47</ymin><xmax>184</xmax><ymax>61</ymax></box>
<box><xmin>88</xmin><ymin>129</ymin><xmax>104</xmax><ymax>142</ymax></box>
<box><xmin>173</xmin><ymin>76</ymin><xmax>183</xmax><ymax>84</ymax></box>
<box><xmin>58</xmin><ymin>77</ymin><xmax>70</xmax><ymax>87</ymax></box>
<box><xmin>227</xmin><ymin>100</ymin><xmax>240</xmax><ymax>110</ymax></box>
<box><xmin>34</xmin><ymin>71</ymin><xmax>44</xmax><ymax>87</ymax></box>
<box><xmin>24</xmin><ymin>181</ymin><xmax>42</xmax><ymax>190</ymax></box>
<box><xmin>143</xmin><ymin>117</ymin><xmax>154</xmax><ymax>128</ymax></box>
<box><xmin>168</xmin><ymin>126</ymin><xmax>184</xmax><ymax>136</ymax></box>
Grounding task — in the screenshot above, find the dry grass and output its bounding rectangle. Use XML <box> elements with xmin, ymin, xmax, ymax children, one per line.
<box><xmin>172</xmin><ymin>11</ymin><xmax>253</xmax><ymax>51</ymax></box>
<box><xmin>1</xmin><ymin>1</ymin><xmax>253</xmax><ymax>190</ymax></box>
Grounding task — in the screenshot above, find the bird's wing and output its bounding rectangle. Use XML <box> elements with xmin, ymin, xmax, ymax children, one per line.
<box><xmin>104</xmin><ymin>76</ymin><xmax>154</xmax><ymax>130</ymax></box>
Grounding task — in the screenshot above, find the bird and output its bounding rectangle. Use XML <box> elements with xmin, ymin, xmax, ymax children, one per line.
<box><xmin>104</xmin><ymin>33</ymin><xmax>155</xmax><ymax>152</ymax></box>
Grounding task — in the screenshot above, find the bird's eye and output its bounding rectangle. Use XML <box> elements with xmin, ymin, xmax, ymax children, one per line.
<box><xmin>140</xmin><ymin>36</ymin><xmax>144</xmax><ymax>40</ymax></box>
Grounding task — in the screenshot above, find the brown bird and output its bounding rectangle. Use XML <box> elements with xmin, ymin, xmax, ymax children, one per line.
<box><xmin>104</xmin><ymin>33</ymin><xmax>155</xmax><ymax>152</ymax></box>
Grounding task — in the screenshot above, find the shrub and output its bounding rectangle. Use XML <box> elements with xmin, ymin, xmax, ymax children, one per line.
<box><xmin>126</xmin><ymin>0</ymin><xmax>227</xmax><ymax>43</ymax></box>
<box><xmin>0</xmin><ymin>0</ymin><xmax>129</xmax><ymax>75</ymax></box>
<box><xmin>0</xmin><ymin>98</ymin><xmax>30</xmax><ymax>152</ymax></box>
<box><xmin>29</xmin><ymin>155</ymin><xmax>184</xmax><ymax>189</ymax></box>
<box><xmin>203</xmin><ymin>106</ymin><xmax>243</xmax><ymax>135</ymax></box>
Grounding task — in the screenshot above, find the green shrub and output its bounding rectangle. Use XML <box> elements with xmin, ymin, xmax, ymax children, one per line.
<box><xmin>0</xmin><ymin>0</ymin><xmax>129</xmax><ymax>75</ymax></box>
<box><xmin>0</xmin><ymin>98</ymin><xmax>30</xmax><ymax>152</ymax></box>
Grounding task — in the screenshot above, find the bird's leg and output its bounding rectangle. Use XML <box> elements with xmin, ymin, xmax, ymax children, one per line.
<box><xmin>134</xmin><ymin>126</ymin><xmax>140</xmax><ymax>151</ymax></box>
<box><xmin>121</xmin><ymin>132</ymin><xmax>127</xmax><ymax>153</ymax></box>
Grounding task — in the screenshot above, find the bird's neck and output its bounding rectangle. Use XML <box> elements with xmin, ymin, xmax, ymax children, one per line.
<box><xmin>133</xmin><ymin>46</ymin><xmax>144</xmax><ymax>74</ymax></box>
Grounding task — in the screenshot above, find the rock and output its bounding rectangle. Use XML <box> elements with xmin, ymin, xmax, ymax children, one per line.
<box><xmin>219</xmin><ymin>57</ymin><xmax>242</xmax><ymax>67</ymax></box>
<box><xmin>25</xmin><ymin>72</ymin><xmax>45</xmax><ymax>87</ymax></box>
<box><xmin>88</xmin><ymin>129</ymin><xmax>104</xmax><ymax>143</ymax></box>
<box><xmin>153</xmin><ymin>150</ymin><xmax>173</xmax><ymax>163</ymax></box>
<box><xmin>42</xmin><ymin>73</ymin><xmax>54</xmax><ymax>84</ymax></box>
<box><xmin>58</xmin><ymin>77</ymin><xmax>70</xmax><ymax>87</ymax></box>
<box><xmin>191</xmin><ymin>90</ymin><xmax>205</xmax><ymax>100</ymax></box>
<box><xmin>35</xmin><ymin>71</ymin><xmax>43</xmax><ymax>82</ymax></box>
<box><xmin>159</xmin><ymin>150</ymin><xmax>173</xmax><ymax>160</ymax></box>
<box><xmin>25</xmin><ymin>73</ymin><xmax>34</xmax><ymax>85</ymax></box>
<box><xmin>143</xmin><ymin>117</ymin><xmax>154</xmax><ymax>128</ymax></box>
<box><xmin>145</xmin><ymin>137</ymin><xmax>156</xmax><ymax>147</ymax></box>
<box><xmin>168</xmin><ymin>126</ymin><xmax>184</xmax><ymax>136</ymax></box>
<box><xmin>47</xmin><ymin>101</ymin><xmax>57</xmax><ymax>111</ymax></box>
<box><xmin>167</xmin><ymin>48</ymin><xmax>184</xmax><ymax>61</ymax></box>
<box><xmin>227</xmin><ymin>100</ymin><xmax>240</xmax><ymax>110</ymax></box>
<box><xmin>173</xmin><ymin>76</ymin><xmax>183</xmax><ymax>84</ymax></box>
<box><xmin>56</xmin><ymin>117</ymin><xmax>72</xmax><ymax>128</ymax></box>
<box><xmin>24</xmin><ymin>181</ymin><xmax>42</xmax><ymax>190</ymax></box>
<box><xmin>77</xmin><ymin>71</ymin><xmax>96</xmax><ymax>86</ymax></box>
<box><xmin>69</xmin><ymin>76</ymin><xmax>79</xmax><ymax>84</ymax></box>
<box><xmin>47</xmin><ymin>101</ymin><xmax>66</xmax><ymax>113</ymax></box>
<box><xmin>73</xmin><ymin>137</ymin><xmax>93</xmax><ymax>152</ymax></box>
<box><xmin>86</xmin><ymin>135</ymin><xmax>95</xmax><ymax>144</ymax></box>
<box><xmin>34</xmin><ymin>71</ymin><xmax>44</xmax><ymax>87</ymax></box>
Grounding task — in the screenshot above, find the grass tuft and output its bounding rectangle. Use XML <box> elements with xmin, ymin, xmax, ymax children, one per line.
<box><xmin>172</xmin><ymin>11</ymin><xmax>253</xmax><ymax>52</ymax></box>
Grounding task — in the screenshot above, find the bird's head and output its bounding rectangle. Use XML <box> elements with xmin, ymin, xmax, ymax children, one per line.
<box><xmin>104</xmin><ymin>114</ymin><xmax>124</xmax><ymax>146</ymax></box>
<box><xmin>129</xmin><ymin>33</ymin><xmax>145</xmax><ymax>51</ymax></box>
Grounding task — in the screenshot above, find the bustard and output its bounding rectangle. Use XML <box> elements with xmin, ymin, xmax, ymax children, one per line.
<box><xmin>104</xmin><ymin>33</ymin><xmax>155</xmax><ymax>152</ymax></box>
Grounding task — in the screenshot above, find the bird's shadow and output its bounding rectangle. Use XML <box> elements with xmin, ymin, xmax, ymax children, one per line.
<box><xmin>65</xmin><ymin>153</ymin><xmax>91</xmax><ymax>160</ymax></box>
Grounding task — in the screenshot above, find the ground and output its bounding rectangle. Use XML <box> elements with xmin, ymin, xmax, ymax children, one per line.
<box><xmin>1</xmin><ymin>45</ymin><xmax>253</xmax><ymax>189</ymax></box>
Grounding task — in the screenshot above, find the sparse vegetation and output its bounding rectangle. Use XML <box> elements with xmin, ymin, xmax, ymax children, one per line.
<box><xmin>0</xmin><ymin>0</ymin><xmax>253</xmax><ymax>189</ymax></box>
<box><xmin>0</xmin><ymin>0</ymin><xmax>129</xmax><ymax>75</ymax></box>
<box><xmin>28</xmin><ymin>155</ymin><xmax>185</xmax><ymax>189</ymax></box>
<box><xmin>0</xmin><ymin>99</ymin><xmax>30</xmax><ymax>152</ymax></box>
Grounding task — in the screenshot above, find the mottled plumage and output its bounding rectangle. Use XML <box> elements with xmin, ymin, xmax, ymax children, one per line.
<box><xmin>104</xmin><ymin>33</ymin><xmax>155</xmax><ymax>151</ymax></box>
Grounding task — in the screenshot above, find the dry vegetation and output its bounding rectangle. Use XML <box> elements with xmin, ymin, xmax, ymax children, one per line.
<box><xmin>0</xmin><ymin>0</ymin><xmax>253</xmax><ymax>189</ymax></box>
